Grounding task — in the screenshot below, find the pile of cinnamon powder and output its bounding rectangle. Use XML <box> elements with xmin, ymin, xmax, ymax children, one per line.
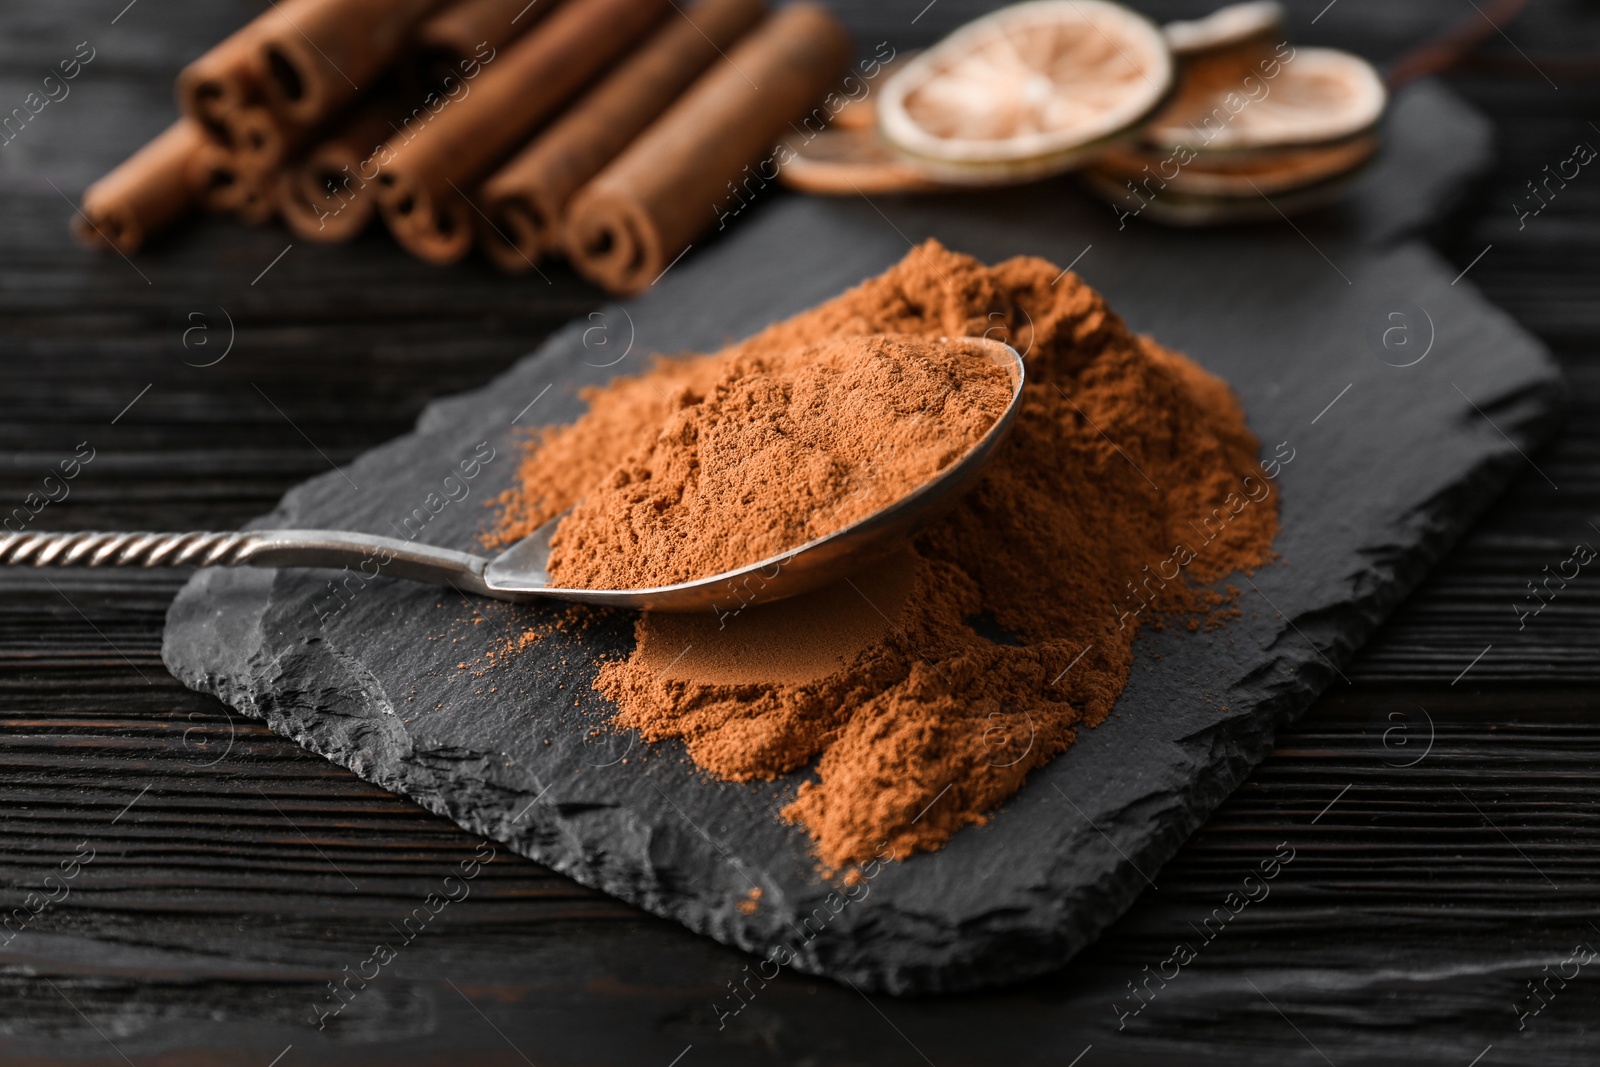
<box><xmin>492</xmin><ymin>241</ymin><xmax>1279</xmax><ymax>870</ymax></box>
<box><xmin>545</xmin><ymin>333</ymin><xmax>1013</xmax><ymax>589</ymax></box>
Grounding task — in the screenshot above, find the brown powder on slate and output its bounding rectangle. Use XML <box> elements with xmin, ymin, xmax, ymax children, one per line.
<box><xmin>545</xmin><ymin>333</ymin><xmax>1013</xmax><ymax>590</ymax></box>
<box><xmin>491</xmin><ymin>240</ymin><xmax>1280</xmax><ymax>870</ymax></box>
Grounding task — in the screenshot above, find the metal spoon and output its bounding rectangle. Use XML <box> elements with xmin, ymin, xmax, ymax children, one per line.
<box><xmin>0</xmin><ymin>338</ymin><xmax>1025</xmax><ymax>613</ymax></box>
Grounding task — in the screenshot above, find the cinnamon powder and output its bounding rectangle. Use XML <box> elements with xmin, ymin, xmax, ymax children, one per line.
<box><xmin>546</xmin><ymin>333</ymin><xmax>1013</xmax><ymax>589</ymax></box>
<box><xmin>492</xmin><ymin>240</ymin><xmax>1279</xmax><ymax>869</ymax></box>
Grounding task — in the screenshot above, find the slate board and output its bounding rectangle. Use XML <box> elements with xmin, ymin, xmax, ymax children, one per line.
<box><xmin>163</xmin><ymin>81</ymin><xmax>1564</xmax><ymax>995</ymax></box>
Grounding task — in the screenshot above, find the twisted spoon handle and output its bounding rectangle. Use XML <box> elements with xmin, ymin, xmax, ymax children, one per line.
<box><xmin>0</xmin><ymin>529</ymin><xmax>495</xmax><ymax>596</ymax></box>
<box><xmin>0</xmin><ymin>530</ymin><xmax>259</xmax><ymax>568</ymax></box>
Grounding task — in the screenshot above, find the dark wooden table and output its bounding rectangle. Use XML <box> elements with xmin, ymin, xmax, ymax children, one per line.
<box><xmin>3</xmin><ymin>1</ymin><xmax>1597</xmax><ymax>1064</ymax></box>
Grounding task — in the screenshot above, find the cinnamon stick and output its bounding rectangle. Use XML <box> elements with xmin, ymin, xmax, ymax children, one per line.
<box><xmin>477</xmin><ymin>0</ymin><xmax>765</xmax><ymax>272</ymax></box>
<box><xmin>178</xmin><ymin>19</ymin><xmax>306</xmax><ymax>171</ymax></box>
<box><xmin>373</xmin><ymin>0</ymin><xmax>671</xmax><ymax>265</ymax></box>
<box><xmin>256</xmin><ymin>0</ymin><xmax>446</xmax><ymax>130</ymax></box>
<box><xmin>176</xmin><ymin>18</ymin><xmax>271</xmax><ymax>137</ymax></box>
<box><xmin>277</xmin><ymin>96</ymin><xmax>400</xmax><ymax>243</ymax></box>
<box><xmin>412</xmin><ymin>0</ymin><xmax>558</xmax><ymax>91</ymax></box>
<box><xmin>383</xmin><ymin>188</ymin><xmax>478</xmax><ymax>263</ymax></box>
<box><xmin>219</xmin><ymin>104</ymin><xmax>293</xmax><ymax>174</ymax></box>
<box><xmin>190</xmin><ymin>139</ymin><xmax>278</xmax><ymax>226</ymax></box>
<box><xmin>565</xmin><ymin>2</ymin><xmax>850</xmax><ymax>294</ymax></box>
<box><xmin>72</xmin><ymin>119</ymin><xmax>206</xmax><ymax>255</ymax></box>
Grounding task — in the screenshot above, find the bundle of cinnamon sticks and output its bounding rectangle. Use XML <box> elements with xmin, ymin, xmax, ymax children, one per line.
<box><xmin>72</xmin><ymin>0</ymin><xmax>850</xmax><ymax>294</ymax></box>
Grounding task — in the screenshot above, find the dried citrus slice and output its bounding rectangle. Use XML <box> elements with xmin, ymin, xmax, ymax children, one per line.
<box><xmin>831</xmin><ymin>95</ymin><xmax>878</xmax><ymax>133</ymax></box>
<box><xmin>1163</xmin><ymin>1</ymin><xmax>1283</xmax><ymax>57</ymax></box>
<box><xmin>1082</xmin><ymin>164</ymin><xmax>1365</xmax><ymax>225</ymax></box>
<box><xmin>780</xmin><ymin>127</ymin><xmax>948</xmax><ymax>195</ymax></box>
<box><xmin>877</xmin><ymin>0</ymin><xmax>1174</xmax><ymax>185</ymax></box>
<box><xmin>1091</xmin><ymin>133</ymin><xmax>1377</xmax><ymax>197</ymax></box>
<box><xmin>1143</xmin><ymin>45</ymin><xmax>1385</xmax><ymax>152</ymax></box>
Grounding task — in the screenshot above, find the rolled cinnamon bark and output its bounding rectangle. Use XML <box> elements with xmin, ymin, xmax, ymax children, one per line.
<box><xmin>190</xmin><ymin>140</ymin><xmax>278</xmax><ymax>226</ymax></box>
<box><xmin>72</xmin><ymin>119</ymin><xmax>206</xmax><ymax>255</ymax></box>
<box><xmin>176</xmin><ymin>18</ymin><xmax>271</xmax><ymax>137</ymax></box>
<box><xmin>384</xmin><ymin>193</ymin><xmax>476</xmax><ymax>262</ymax></box>
<box><xmin>257</xmin><ymin>0</ymin><xmax>446</xmax><ymax>130</ymax></box>
<box><xmin>565</xmin><ymin>2</ymin><xmax>850</xmax><ymax>294</ymax></box>
<box><xmin>220</xmin><ymin>104</ymin><xmax>292</xmax><ymax>174</ymax></box>
<box><xmin>476</xmin><ymin>0</ymin><xmax>765</xmax><ymax>272</ymax></box>
<box><xmin>374</xmin><ymin>0</ymin><xmax>671</xmax><ymax>265</ymax></box>
<box><xmin>277</xmin><ymin>94</ymin><xmax>401</xmax><ymax>242</ymax></box>
<box><xmin>412</xmin><ymin>0</ymin><xmax>559</xmax><ymax>91</ymax></box>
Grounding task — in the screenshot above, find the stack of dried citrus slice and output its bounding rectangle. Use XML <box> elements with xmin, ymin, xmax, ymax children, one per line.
<box><xmin>783</xmin><ymin>0</ymin><xmax>1173</xmax><ymax>193</ymax></box>
<box><xmin>779</xmin><ymin>0</ymin><xmax>1388</xmax><ymax>227</ymax></box>
<box><xmin>1081</xmin><ymin>1</ymin><xmax>1387</xmax><ymax>223</ymax></box>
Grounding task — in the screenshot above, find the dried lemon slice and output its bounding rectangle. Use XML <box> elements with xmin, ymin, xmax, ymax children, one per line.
<box><xmin>1082</xmin><ymin>164</ymin><xmax>1365</xmax><ymax>225</ymax></box>
<box><xmin>1091</xmin><ymin>133</ymin><xmax>1378</xmax><ymax>198</ymax></box>
<box><xmin>1144</xmin><ymin>45</ymin><xmax>1386</xmax><ymax>152</ymax></box>
<box><xmin>877</xmin><ymin>0</ymin><xmax>1174</xmax><ymax>185</ymax></box>
<box><xmin>1163</xmin><ymin>1</ymin><xmax>1283</xmax><ymax>57</ymax></box>
<box><xmin>780</xmin><ymin>128</ymin><xmax>948</xmax><ymax>195</ymax></box>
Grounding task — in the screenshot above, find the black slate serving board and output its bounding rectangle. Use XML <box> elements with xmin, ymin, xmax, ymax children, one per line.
<box><xmin>163</xmin><ymin>82</ymin><xmax>1563</xmax><ymax>995</ymax></box>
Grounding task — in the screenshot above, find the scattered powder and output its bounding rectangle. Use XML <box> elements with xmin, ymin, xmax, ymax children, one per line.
<box><xmin>491</xmin><ymin>240</ymin><xmax>1279</xmax><ymax>869</ymax></box>
<box><xmin>544</xmin><ymin>333</ymin><xmax>1013</xmax><ymax>589</ymax></box>
<box><xmin>630</xmin><ymin>551</ymin><xmax>918</xmax><ymax>687</ymax></box>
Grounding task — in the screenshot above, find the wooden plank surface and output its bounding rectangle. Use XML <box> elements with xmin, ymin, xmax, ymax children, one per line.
<box><xmin>2</xmin><ymin>0</ymin><xmax>1599</xmax><ymax>1063</ymax></box>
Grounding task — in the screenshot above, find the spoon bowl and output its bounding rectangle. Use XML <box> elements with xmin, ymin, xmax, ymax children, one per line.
<box><xmin>487</xmin><ymin>336</ymin><xmax>1026</xmax><ymax>611</ymax></box>
<box><xmin>0</xmin><ymin>338</ymin><xmax>1026</xmax><ymax>614</ymax></box>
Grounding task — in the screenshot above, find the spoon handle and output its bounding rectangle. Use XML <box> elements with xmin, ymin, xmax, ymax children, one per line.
<box><xmin>1</xmin><ymin>530</ymin><xmax>260</xmax><ymax>568</ymax></box>
<box><xmin>0</xmin><ymin>529</ymin><xmax>494</xmax><ymax>594</ymax></box>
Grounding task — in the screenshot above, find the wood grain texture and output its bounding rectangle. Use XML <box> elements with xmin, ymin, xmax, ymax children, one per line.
<box><xmin>1</xmin><ymin>0</ymin><xmax>1598</xmax><ymax>1063</ymax></box>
